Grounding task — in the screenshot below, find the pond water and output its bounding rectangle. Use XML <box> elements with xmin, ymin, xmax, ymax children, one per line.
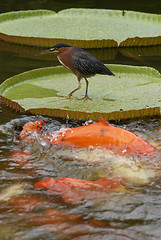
<box><xmin>0</xmin><ymin>1</ymin><xmax>161</xmax><ymax>240</ymax></box>
<box><xmin>0</xmin><ymin>110</ymin><xmax>161</xmax><ymax>240</ymax></box>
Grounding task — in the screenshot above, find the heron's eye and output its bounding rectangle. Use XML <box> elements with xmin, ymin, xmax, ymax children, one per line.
<box><xmin>50</xmin><ymin>47</ymin><xmax>56</xmax><ymax>51</ymax></box>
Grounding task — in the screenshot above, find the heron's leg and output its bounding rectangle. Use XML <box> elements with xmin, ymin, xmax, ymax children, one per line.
<box><xmin>78</xmin><ymin>78</ymin><xmax>92</xmax><ymax>101</ymax></box>
<box><xmin>62</xmin><ymin>77</ymin><xmax>81</xmax><ymax>100</ymax></box>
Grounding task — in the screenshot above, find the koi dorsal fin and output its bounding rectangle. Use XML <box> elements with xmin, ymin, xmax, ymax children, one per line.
<box><xmin>97</xmin><ymin>118</ymin><xmax>109</xmax><ymax>126</ymax></box>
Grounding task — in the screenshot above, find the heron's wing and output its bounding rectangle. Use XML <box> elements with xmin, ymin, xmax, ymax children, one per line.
<box><xmin>73</xmin><ymin>48</ymin><xmax>114</xmax><ymax>76</ymax></box>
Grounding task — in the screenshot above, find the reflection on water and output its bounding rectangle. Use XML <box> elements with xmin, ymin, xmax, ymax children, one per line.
<box><xmin>0</xmin><ymin>112</ymin><xmax>160</xmax><ymax>239</ymax></box>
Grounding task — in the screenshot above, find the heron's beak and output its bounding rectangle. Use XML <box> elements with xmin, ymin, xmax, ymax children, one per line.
<box><xmin>35</xmin><ymin>48</ymin><xmax>52</xmax><ymax>56</ymax></box>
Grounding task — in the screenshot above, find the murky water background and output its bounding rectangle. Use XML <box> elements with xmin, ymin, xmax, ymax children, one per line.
<box><xmin>0</xmin><ymin>1</ymin><xmax>161</xmax><ymax>239</ymax></box>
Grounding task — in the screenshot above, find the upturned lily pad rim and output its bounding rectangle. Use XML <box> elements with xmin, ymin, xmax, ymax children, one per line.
<box><xmin>0</xmin><ymin>64</ymin><xmax>161</xmax><ymax>121</ymax></box>
<box><xmin>1</xmin><ymin>8</ymin><xmax>161</xmax><ymax>48</ymax></box>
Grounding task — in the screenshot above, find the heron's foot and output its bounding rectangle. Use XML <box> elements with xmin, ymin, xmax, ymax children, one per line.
<box><xmin>62</xmin><ymin>94</ymin><xmax>78</xmax><ymax>100</ymax></box>
<box><xmin>78</xmin><ymin>95</ymin><xmax>92</xmax><ymax>101</ymax></box>
<box><xmin>62</xmin><ymin>94</ymin><xmax>92</xmax><ymax>101</ymax></box>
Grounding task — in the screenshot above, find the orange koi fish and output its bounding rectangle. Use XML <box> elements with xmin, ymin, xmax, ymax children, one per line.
<box><xmin>19</xmin><ymin>120</ymin><xmax>46</xmax><ymax>140</ymax></box>
<box><xmin>45</xmin><ymin>119</ymin><xmax>156</xmax><ymax>157</ymax></box>
<box><xmin>34</xmin><ymin>176</ymin><xmax>123</xmax><ymax>204</ymax></box>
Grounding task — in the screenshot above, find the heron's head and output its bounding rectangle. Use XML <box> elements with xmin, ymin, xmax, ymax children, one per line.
<box><xmin>37</xmin><ymin>43</ymin><xmax>72</xmax><ymax>55</ymax></box>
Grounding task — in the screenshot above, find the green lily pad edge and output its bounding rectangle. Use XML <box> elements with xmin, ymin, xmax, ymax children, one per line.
<box><xmin>0</xmin><ymin>64</ymin><xmax>161</xmax><ymax>121</ymax></box>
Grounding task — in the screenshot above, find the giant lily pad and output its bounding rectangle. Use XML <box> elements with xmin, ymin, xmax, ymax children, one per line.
<box><xmin>0</xmin><ymin>65</ymin><xmax>161</xmax><ymax>121</ymax></box>
<box><xmin>1</xmin><ymin>9</ymin><xmax>161</xmax><ymax>47</ymax></box>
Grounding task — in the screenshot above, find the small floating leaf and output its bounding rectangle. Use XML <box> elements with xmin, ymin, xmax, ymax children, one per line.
<box><xmin>0</xmin><ymin>64</ymin><xmax>161</xmax><ymax>121</ymax></box>
<box><xmin>1</xmin><ymin>9</ymin><xmax>161</xmax><ymax>47</ymax></box>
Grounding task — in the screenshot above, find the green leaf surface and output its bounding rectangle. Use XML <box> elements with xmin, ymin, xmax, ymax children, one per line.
<box><xmin>1</xmin><ymin>9</ymin><xmax>161</xmax><ymax>47</ymax></box>
<box><xmin>0</xmin><ymin>65</ymin><xmax>161</xmax><ymax>121</ymax></box>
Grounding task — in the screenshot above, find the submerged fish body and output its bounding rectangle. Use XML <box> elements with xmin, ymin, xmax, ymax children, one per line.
<box><xmin>9</xmin><ymin>150</ymin><xmax>30</xmax><ymax>166</ymax></box>
<box><xmin>9</xmin><ymin>195</ymin><xmax>44</xmax><ymax>212</ymax></box>
<box><xmin>0</xmin><ymin>183</ymin><xmax>24</xmax><ymax>202</ymax></box>
<box><xmin>34</xmin><ymin>177</ymin><xmax>123</xmax><ymax>203</ymax></box>
<box><xmin>47</xmin><ymin>119</ymin><xmax>157</xmax><ymax>157</ymax></box>
<box><xmin>34</xmin><ymin>176</ymin><xmax>122</xmax><ymax>191</ymax></box>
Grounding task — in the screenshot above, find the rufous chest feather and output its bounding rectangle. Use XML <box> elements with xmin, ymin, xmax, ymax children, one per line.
<box><xmin>57</xmin><ymin>48</ymin><xmax>76</xmax><ymax>74</ymax></box>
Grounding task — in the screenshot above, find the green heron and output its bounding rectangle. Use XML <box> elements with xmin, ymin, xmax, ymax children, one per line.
<box><xmin>38</xmin><ymin>43</ymin><xmax>115</xmax><ymax>100</ymax></box>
